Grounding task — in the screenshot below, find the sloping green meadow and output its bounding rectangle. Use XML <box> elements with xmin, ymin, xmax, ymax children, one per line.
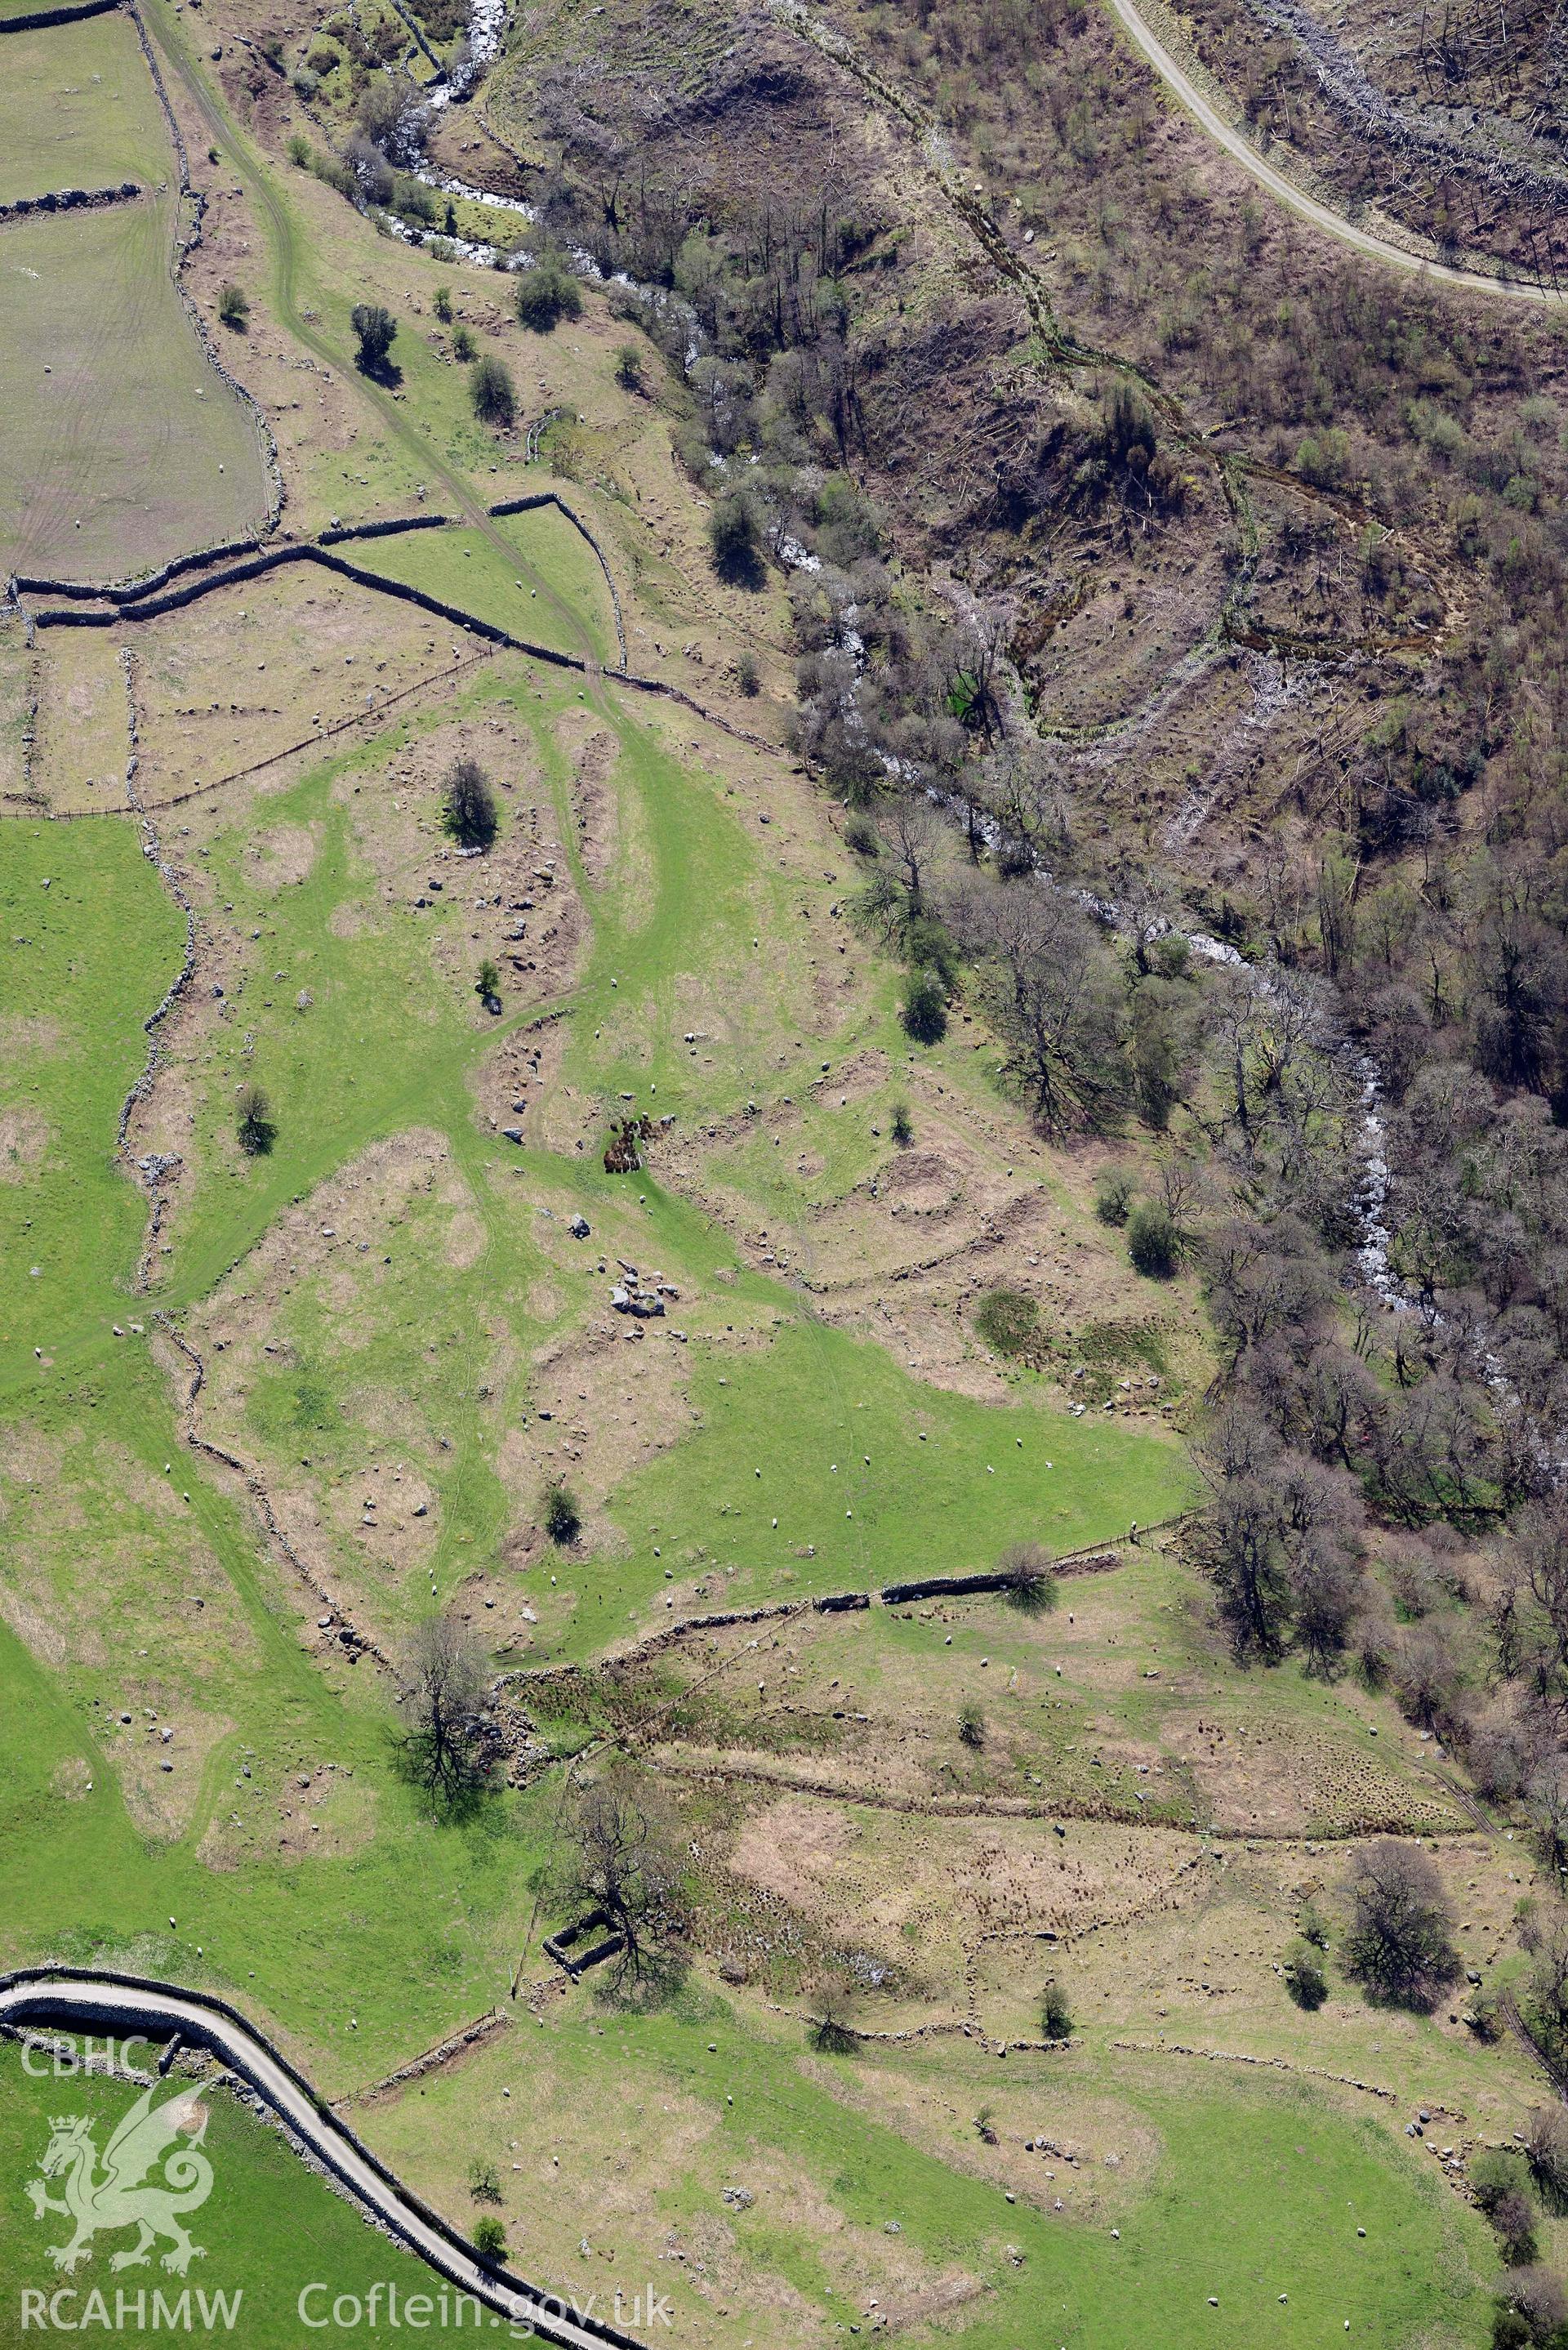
<box><xmin>0</xmin><ymin>197</ymin><xmax>268</xmax><ymax>581</ymax></box>
<box><xmin>370</xmin><ymin>1997</ymin><xmax>1492</xmax><ymax>2350</ymax></box>
<box><xmin>0</xmin><ymin>663</ymin><xmax>1190</xmax><ymax>2056</ymax></box>
<box><xmin>616</xmin><ymin>1318</ymin><xmax>1187</xmax><ymax>1582</ymax></box>
<box><xmin>0</xmin><ymin>13</ymin><xmax>173</xmax><ymax>202</ymax></box>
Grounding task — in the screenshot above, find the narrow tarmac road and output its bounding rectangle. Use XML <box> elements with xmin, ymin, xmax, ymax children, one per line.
<box><xmin>0</xmin><ymin>1969</ymin><xmax>642</xmax><ymax>2350</ymax></box>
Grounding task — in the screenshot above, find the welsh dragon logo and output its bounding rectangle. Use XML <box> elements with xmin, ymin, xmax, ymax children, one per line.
<box><xmin>25</xmin><ymin>2079</ymin><xmax>215</xmax><ymax>2276</ymax></box>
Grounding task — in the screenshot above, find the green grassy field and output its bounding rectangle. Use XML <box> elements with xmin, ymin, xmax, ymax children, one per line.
<box><xmin>0</xmin><ymin>641</ymin><xmax>1192</xmax><ymax>2056</ymax></box>
<box><xmin>0</xmin><ymin>14</ymin><xmax>173</xmax><ymax>201</ymax></box>
<box><xmin>369</xmin><ymin>1992</ymin><xmax>1494</xmax><ymax>2350</ymax></box>
<box><xmin>706</xmin><ymin>1091</ymin><xmax>888</xmax><ymax>1218</ymax></box>
<box><xmin>581</xmin><ymin>1318</ymin><xmax>1191</xmax><ymax>1641</ymax></box>
<box><xmin>155</xmin><ymin>751</ymin><xmax>493</xmax><ymax>1309</ymax></box>
<box><xmin>98</xmin><ymin>658</ymin><xmax>1185</xmax><ymax>1665</ymax></box>
<box><xmin>0</xmin><ymin>817</ymin><xmax>179</xmax><ymax>1376</ymax></box>
<box><xmin>347</xmin><ymin>515</ymin><xmax>617</xmax><ymax>667</ymax></box>
<box><xmin>0</xmin><ymin>817</ymin><xmax>545</xmax><ymax>2076</ymax></box>
<box><xmin>141</xmin><ymin>659</ymin><xmax>822</xmax><ymax>1307</ymax></box>
<box><xmin>0</xmin><ymin>196</ymin><xmax>269</xmax><ymax>581</ymax></box>
<box><xmin>552</xmin><ymin>696</ymin><xmax>843</xmax><ymax>1125</ymax></box>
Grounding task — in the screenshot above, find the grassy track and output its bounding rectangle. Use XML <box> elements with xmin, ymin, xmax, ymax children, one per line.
<box><xmin>16</xmin><ymin>2012</ymin><xmax>1446</xmax><ymax>2350</ymax></box>
<box><xmin>137</xmin><ymin>0</ymin><xmax>604</xmax><ymax>671</ymax></box>
<box><xmin>1103</xmin><ymin>0</ymin><xmax>1563</xmax><ymax>309</ymax></box>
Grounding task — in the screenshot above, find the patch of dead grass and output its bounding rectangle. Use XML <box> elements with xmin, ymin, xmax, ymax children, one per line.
<box><xmin>812</xmin><ymin>2049</ymin><xmax>1160</xmax><ymax>2223</ymax></box>
<box><xmin>198</xmin><ymin>1755</ymin><xmax>376</xmax><ymax>1871</ymax></box>
<box><xmin>102</xmin><ymin>1696</ymin><xmax>234</xmax><ymax>1839</ymax></box>
<box><xmin>0</xmin><ymin>1105</ymin><xmax>49</xmax><ymax>1179</ymax></box>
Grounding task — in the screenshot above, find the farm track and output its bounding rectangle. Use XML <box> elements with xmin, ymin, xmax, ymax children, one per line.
<box><xmin>1238</xmin><ymin>0</ymin><xmax>1568</xmax><ymax>211</ymax></box>
<box><xmin>1102</xmin><ymin>0</ymin><xmax>1566</xmax><ymax>306</ymax></box>
<box><xmin>1418</xmin><ymin>1759</ymin><xmax>1499</xmax><ymax>1835</ymax></box>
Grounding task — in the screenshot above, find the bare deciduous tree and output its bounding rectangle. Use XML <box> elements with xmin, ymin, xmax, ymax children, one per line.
<box><xmin>1196</xmin><ymin>1460</ymin><xmax>1294</xmax><ymax>1663</ymax></box>
<box><xmin>1528</xmin><ymin>1755</ymin><xmax>1568</xmax><ymax>1876</ymax></box>
<box><xmin>1523</xmin><ymin>1902</ymin><xmax>1568</xmax><ymax>2063</ymax></box>
<box><xmin>805</xmin><ymin>1968</ymin><xmax>861</xmax><ymax>2051</ymax></box>
<box><xmin>1193</xmin><ymin>1406</ymin><xmax>1364</xmax><ymax>1670</ymax></box>
<box><xmin>878</xmin><ymin>796</ymin><xmax>942</xmax><ymax>916</ymax></box>
<box><xmin>1339</xmin><ymin>1839</ymin><xmax>1461</xmax><ymax>2011</ymax></box>
<box><xmin>399</xmin><ymin>1612</ymin><xmax>496</xmax><ymax>1811</ymax></box>
<box><xmin>942</xmin><ymin>873</ymin><xmax>1128</xmax><ymax>1134</ymax></box>
<box><xmin>560</xmin><ymin>1781</ymin><xmax>686</xmax><ymax>1993</ymax></box>
<box><xmin>978</xmin><ymin>738</ymin><xmax>1069</xmax><ymax>874</ymax></box>
<box><xmin>1526</xmin><ymin>2103</ymin><xmax>1568</xmax><ymax>2203</ymax></box>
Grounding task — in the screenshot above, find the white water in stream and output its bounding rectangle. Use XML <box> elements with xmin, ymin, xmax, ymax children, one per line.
<box><xmin>918</xmin><ymin>748</ymin><xmax>1411</xmax><ymax>1317</ymax></box>
<box><xmin>427</xmin><ymin>0</ymin><xmax>507</xmax><ymax>105</ymax></box>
